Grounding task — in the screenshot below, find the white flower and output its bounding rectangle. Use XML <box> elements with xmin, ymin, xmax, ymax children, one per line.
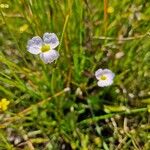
<box><xmin>95</xmin><ymin>69</ymin><xmax>115</xmax><ymax>87</ymax></box>
<box><xmin>27</xmin><ymin>32</ymin><xmax>59</xmax><ymax>64</ymax></box>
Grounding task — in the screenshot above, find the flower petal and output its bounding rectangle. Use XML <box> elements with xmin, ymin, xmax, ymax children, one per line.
<box><xmin>43</xmin><ymin>33</ymin><xmax>59</xmax><ymax>49</ymax></box>
<box><xmin>27</xmin><ymin>36</ymin><xmax>43</xmax><ymax>54</ymax></box>
<box><xmin>97</xmin><ymin>79</ymin><xmax>113</xmax><ymax>87</ymax></box>
<box><xmin>95</xmin><ymin>69</ymin><xmax>103</xmax><ymax>79</ymax></box>
<box><xmin>105</xmin><ymin>72</ymin><xmax>115</xmax><ymax>80</ymax></box>
<box><xmin>95</xmin><ymin>68</ymin><xmax>115</xmax><ymax>80</ymax></box>
<box><xmin>40</xmin><ymin>50</ymin><xmax>59</xmax><ymax>64</ymax></box>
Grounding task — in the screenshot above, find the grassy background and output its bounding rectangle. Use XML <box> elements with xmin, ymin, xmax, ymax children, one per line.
<box><xmin>0</xmin><ymin>0</ymin><xmax>150</xmax><ymax>149</ymax></box>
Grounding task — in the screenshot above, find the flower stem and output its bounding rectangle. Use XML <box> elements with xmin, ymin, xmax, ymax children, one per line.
<box><xmin>58</xmin><ymin>14</ymin><xmax>70</xmax><ymax>52</ymax></box>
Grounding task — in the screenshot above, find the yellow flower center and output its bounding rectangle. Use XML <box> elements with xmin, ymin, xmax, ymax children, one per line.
<box><xmin>100</xmin><ymin>75</ymin><xmax>107</xmax><ymax>80</ymax></box>
<box><xmin>41</xmin><ymin>44</ymin><xmax>50</xmax><ymax>52</ymax></box>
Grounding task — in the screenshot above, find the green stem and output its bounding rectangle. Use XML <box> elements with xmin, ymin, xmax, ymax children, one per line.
<box><xmin>58</xmin><ymin>14</ymin><xmax>70</xmax><ymax>52</ymax></box>
<box><xmin>79</xmin><ymin>107</ymin><xmax>147</xmax><ymax>125</ymax></box>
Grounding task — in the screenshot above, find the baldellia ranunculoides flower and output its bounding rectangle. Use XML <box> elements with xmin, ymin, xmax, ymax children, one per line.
<box><xmin>27</xmin><ymin>32</ymin><xmax>59</xmax><ymax>64</ymax></box>
<box><xmin>95</xmin><ymin>68</ymin><xmax>115</xmax><ymax>87</ymax></box>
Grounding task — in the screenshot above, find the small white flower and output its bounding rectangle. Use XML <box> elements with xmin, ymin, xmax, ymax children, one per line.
<box><xmin>27</xmin><ymin>32</ymin><xmax>59</xmax><ymax>64</ymax></box>
<box><xmin>95</xmin><ymin>69</ymin><xmax>115</xmax><ymax>87</ymax></box>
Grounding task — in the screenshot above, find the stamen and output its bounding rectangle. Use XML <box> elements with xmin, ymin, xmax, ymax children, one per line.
<box><xmin>100</xmin><ymin>75</ymin><xmax>107</xmax><ymax>80</ymax></box>
<box><xmin>41</xmin><ymin>44</ymin><xmax>50</xmax><ymax>52</ymax></box>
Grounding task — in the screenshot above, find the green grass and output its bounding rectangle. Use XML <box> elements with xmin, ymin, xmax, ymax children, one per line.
<box><xmin>0</xmin><ymin>0</ymin><xmax>150</xmax><ymax>149</ymax></box>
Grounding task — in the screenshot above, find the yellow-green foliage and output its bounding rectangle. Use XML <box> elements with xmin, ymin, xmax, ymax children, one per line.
<box><xmin>0</xmin><ymin>0</ymin><xmax>150</xmax><ymax>149</ymax></box>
